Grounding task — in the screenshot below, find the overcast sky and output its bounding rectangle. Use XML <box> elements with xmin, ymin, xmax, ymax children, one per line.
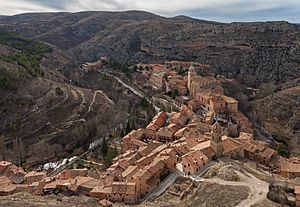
<box><xmin>0</xmin><ymin>0</ymin><xmax>299</xmax><ymax>23</ymax></box>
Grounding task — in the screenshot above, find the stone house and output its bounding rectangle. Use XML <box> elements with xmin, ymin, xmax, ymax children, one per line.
<box><xmin>167</xmin><ymin>123</ymin><xmax>183</xmax><ymax>134</ymax></box>
<box><xmin>222</xmin><ymin>137</ymin><xmax>244</xmax><ymax>159</ymax></box>
<box><xmin>121</xmin><ymin>166</ymin><xmax>139</xmax><ymax>180</ymax></box>
<box><xmin>280</xmin><ymin>163</ymin><xmax>300</xmax><ymax>179</ymax></box>
<box><xmin>172</xmin><ymin>142</ymin><xmax>190</xmax><ymax>157</ymax></box>
<box><xmin>150</xmin><ymin>72</ymin><xmax>165</xmax><ymax>90</ymax></box>
<box><xmin>187</xmin><ymin>65</ymin><xmax>223</xmax><ymax>97</ymax></box>
<box><xmin>0</xmin><ymin>185</ymin><xmax>16</xmax><ymax>196</ymax></box>
<box><xmin>272</xmin><ymin>157</ymin><xmax>300</xmax><ymax>179</ymax></box>
<box><xmin>156</xmin><ymin>128</ymin><xmax>174</xmax><ymax>142</ymax></box>
<box><xmin>242</xmin><ymin>140</ymin><xmax>277</xmax><ymax>165</ymax></box>
<box><xmin>24</xmin><ymin>171</ymin><xmax>46</xmax><ymax>184</ymax></box>
<box><xmin>231</xmin><ymin>112</ymin><xmax>254</xmax><ymax>134</ymax></box>
<box><xmin>196</xmin><ymin>92</ymin><xmax>238</xmax><ymax>114</ymax></box>
<box><xmin>69</xmin><ymin>176</ymin><xmax>101</xmax><ymax>195</ymax></box>
<box><xmin>122</xmin><ymin>129</ymin><xmax>145</xmax><ymax>151</ymax></box>
<box><xmin>182</xmin><ymin>150</ymin><xmax>209</xmax><ymax>175</ymax></box>
<box><xmin>58</xmin><ymin>169</ymin><xmax>88</xmax><ymax>180</ymax></box>
<box><xmin>146</xmin><ymin>112</ymin><xmax>167</xmax><ymax>131</ymax></box>
<box><xmin>0</xmin><ymin>161</ymin><xmax>25</xmax><ymax>184</ymax></box>
<box><xmin>166</xmin><ymin>78</ymin><xmax>188</xmax><ymax>95</ymax></box>
<box><xmin>170</xmin><ymin>112</ymin><xmax>189</xmax><ymax>125</ymax></box>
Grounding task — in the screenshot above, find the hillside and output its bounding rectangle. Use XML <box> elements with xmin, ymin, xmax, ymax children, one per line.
<box><xmin>0</xmin><ymin>30</ymin><xmax>154</xmax><ymax>167</ymax></box>
<box><xmin>0</xmin><ymin>11</ymin><xmax>300</xmax><ymax>87</ymax></box>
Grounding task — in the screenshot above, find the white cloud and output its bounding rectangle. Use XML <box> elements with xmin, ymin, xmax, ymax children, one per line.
<box><xmin>0</xmin><ymin>0</ymin><xmax>61</xmax><ymax>15</ymax></box>
<box><xmin>0</xmin><ymin>0</ymin><xmax>299</xmax><ymax>22</ymax></box>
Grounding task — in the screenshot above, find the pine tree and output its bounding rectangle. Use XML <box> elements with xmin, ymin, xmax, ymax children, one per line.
<box><xmin>120</xmin><ymin>129</ymin><xmax>125</xmax><ymax>138</ymax></box>
<box><xmin>112</xmin><ymin>145</ymin><xmax>118</xmax><ymax>158</ymax></box>
<box><xmin>101</xmin><ymin>138</ymin><xmax>108</xmax><ymax>157</ymax></box>
<box><xmin>125</xmin><ymin>121</ymin><xmax>132</xmax><ymax>134</ymax></box>
<box><xmin>105</xmin><ymin>149</ymin><xmax>113</xmax><ymax>167</ymax></box>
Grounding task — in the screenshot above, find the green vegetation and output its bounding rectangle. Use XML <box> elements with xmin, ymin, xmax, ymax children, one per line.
<box><xmin>177</xmin><ymin>66</ymin><xmax>187</xmax><ymax>76</ymax></box>
<box><xmin>8</xmin><ymin>122</ymin><xmax>20</xmax><ymax>133</ymax></box>
<box><xmin>125</xmin><ymin>121</ymin><xmax>133</xmax><ymax>134</ymax></box>
<box><xmin>101</xmin><ymin>138</ymin><xmax>108</xmax><ymax>157</ymax></box>
<box><xmin>104</xmin><ymin>146</ymin><xmax>119</xmax><ymax>166</ymax></box>
<box><xmin>167</xmin><ymin>89</ymin><xmax>179</xmax><ymax>99</ymax></box>
<box><xmin>55</xmin><ymin>87</ymin><xmax>64</xmax><ymax>96</ymax></box>
<box><xmin>0</xmin><ymin>74</ymin><xmax>10</xmax><ymax>89</ymax></box>
<box><xmin>103</xmin><ymin>59</ymin><xmax>135</xmax><ymax>78</ymax></box>
<box><xmin>275</xmin><ymin>144</ymin><xmax>289</xmax><ymax>158</ymax></box>
<box><xmin>140</xmin><ymin>98</ymin><xmax>150</xmax><ymax>109</ymax></box>
<box><xmin>0</xmin><ymin>29</ymin><xmax>52</xmax><ymax>77</ymax></box>
<box><xmin>100</xmin><ymin>73</ymin><xmax>112</xmax><ymax>80</ymax></box>
<box><xmin>0</xmin><ymin>67</ymin><xmax>20</xmax><ymax>90</ymax></box>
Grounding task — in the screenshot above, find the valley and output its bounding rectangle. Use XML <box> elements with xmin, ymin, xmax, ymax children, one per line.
<box><xmin>0</xmin><ymin>10</ymin><xmax>300</xmax><ymax>207</ymax></box>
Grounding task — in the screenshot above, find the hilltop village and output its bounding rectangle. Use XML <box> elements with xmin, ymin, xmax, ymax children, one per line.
<box><xmin>0</xmin><ymin>61</ymin><xmax>300</xmax><ymax>206</ymax></box>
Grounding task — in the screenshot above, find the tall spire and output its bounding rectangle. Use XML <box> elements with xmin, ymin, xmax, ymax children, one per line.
<box><xmin>212</xmin><ymin>121</ymin><xmax>222</xmax><ymax>143</ymax></box>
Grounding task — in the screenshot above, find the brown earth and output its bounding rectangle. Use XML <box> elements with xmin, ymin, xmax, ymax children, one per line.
<box><xmin>0</xmin><ymin>192</ymin><xmax>100</xmax><ymax>207</ymax></box>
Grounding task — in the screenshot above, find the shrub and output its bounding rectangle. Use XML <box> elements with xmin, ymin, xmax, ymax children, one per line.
<box><xmin>55</xmin><ymin>87</ymin><xmax>64</xmax><ymax>96</ymax></box>
<box><xmin>275</xmin><ymin>144</ymin><xmax>289</xmax><ymax>158</ymax></box>
<box><xmin>0</xmin><ymin>75</ymin><xmax>10</xmax><ymax>89</ymax></box>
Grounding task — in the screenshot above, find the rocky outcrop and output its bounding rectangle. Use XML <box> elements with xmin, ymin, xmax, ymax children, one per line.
<box><xmin>267</xmin><ymin>183</ymin><xmax>295</xmax><ymax>206</ymax></box>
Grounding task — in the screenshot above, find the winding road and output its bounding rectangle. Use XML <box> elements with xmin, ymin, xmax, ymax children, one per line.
<box><xmin>99</xmin><ymin>71</ymin><xmax>161</xmax><ymax>112</ymax></box>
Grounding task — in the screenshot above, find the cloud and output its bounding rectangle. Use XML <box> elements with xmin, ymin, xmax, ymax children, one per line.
<box><xmin>0</xmin><ymin>0</ymin><xmax>299</xmax><ymax>23</ymax></box>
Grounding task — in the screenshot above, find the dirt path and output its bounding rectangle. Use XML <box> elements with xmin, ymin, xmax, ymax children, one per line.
<box><xmin>205</xmin><ymin>170</ymin><xmax>269</xmax><ymax>207</ymax></box>
<box><xmin>84</xmin><ymin>90</ymin><xmax>114</xmax><ymax>117</ymax></box>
